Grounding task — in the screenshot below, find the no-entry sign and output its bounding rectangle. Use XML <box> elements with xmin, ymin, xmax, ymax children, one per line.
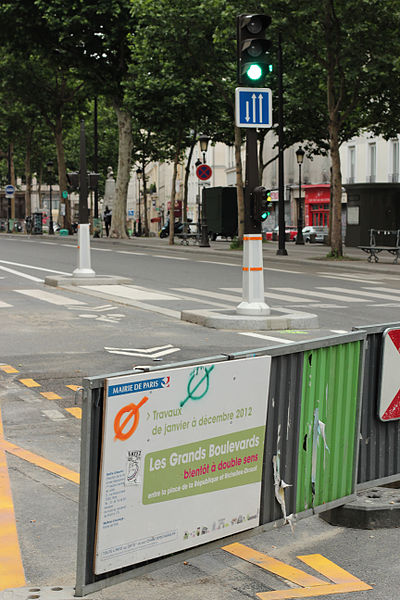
<box><xmin>379</xmin><ymin>328</ymin><xmax>400</xmax><ymax>421</ymax></box>
<box><xmin>196</xmin><ymin>163</ymin><xmax>212</xmax><ymax>181</ymax></box>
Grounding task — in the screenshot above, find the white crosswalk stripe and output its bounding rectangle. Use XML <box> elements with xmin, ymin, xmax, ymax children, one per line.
<box><xmin>0</xmin><ymin>300</ymin><xmax>12</xmax><ymax>308</ymax></box>
<box><xmin>319</xmin><ymin>286</ymin><xmax>400</xmax><ymax>302</ymax></box>
<box><xmin>15</xmin><ymin>289</ymin><xmax>86</xmax><ymax>305</ymax></box>
<box><xmin>270</xmin><ymin>287</ymin><xmax>369</xmax><ymax>302</ymax></box>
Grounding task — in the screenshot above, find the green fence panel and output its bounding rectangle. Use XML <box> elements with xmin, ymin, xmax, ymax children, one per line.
<box><xmin>296</xmin><ymin>341</ymin><xmax>361</xmax><ymax>513</ymax></box>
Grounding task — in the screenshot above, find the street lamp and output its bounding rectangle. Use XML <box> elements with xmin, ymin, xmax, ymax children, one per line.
<box><xmin>295</xmin><ymin>147</ymin><xmax>305</xmax><ymax>245</ymax></box>
<box><xmin>198</xmin><ymin>135</ymin><xmax>210</xmax><ymax>247</ymax></box>
<box><xmin>46</xmin><ymin>160</ymin><xmax>54</xmax><ymax>235</ymax></box>
<box><xmin>136</xmin><ymin>168</ymin><xmax>142</xmax><ymax>236</ymax></box>
<box><xmin>199</xmin><ymin>134</ymin><xmax>210</xmax><ymax>164</ymax></box>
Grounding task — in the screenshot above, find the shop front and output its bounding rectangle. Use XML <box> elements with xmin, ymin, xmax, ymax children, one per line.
<box><xmin>303</xmin><ymin>184</ymin><xmax>330</xmax><ymax>227</ymax></box>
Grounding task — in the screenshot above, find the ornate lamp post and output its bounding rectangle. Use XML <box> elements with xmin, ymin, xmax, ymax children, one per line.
<box><xmin>198</xmin><ymin>134</ymin><xmax>210</xmax><ymax>248</ymax></box>
<box><xmin>295</xmin><ymin>147</ymin><xmax>305</xmax><ymax>245</ymax></box>
<box><xmin>136</xmin><ymin>168</ymin><xmax>142</xmax><ymax>236</ymax></box>
<box><xmin>46</xmin><ymin>160</ymin><xmax>54</xmax><ymax>235</ymax></box>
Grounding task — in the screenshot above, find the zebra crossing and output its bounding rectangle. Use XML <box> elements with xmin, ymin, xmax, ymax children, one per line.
<box><xmin>0</xmin><ymin>279</ymin><xmax>400</xmax><ymax>313</ymax></box>
<box><xmin>0</xmin><ymin>281</ymin><xmax>400</xmax><ymax>310</ymax></box>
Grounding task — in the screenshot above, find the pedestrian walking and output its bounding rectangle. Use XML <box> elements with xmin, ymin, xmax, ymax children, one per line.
<box><xmin>103</xmin><ymin>206</ymin><xmax>112</xmax><ymax>237</ymax></box>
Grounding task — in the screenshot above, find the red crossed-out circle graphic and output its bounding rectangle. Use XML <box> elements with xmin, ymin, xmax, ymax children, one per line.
<box><xmin>196</xmin><ymin>164</ymin><xmax>212</xmax><ymax>181</ymax></box>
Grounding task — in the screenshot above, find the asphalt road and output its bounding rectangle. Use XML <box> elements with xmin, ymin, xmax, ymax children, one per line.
<box><xmin>0</xmin><ymin>233</ymin><xmax>399</xmax><ymax>600</ymax></box>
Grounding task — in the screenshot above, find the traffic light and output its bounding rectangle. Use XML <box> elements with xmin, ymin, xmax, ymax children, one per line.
<box><xmin>252</xmin><ymin>186</ymin><xmax>272</xmax><ymax>223</ymax></box>
<box><xmin>237</xmin><ymin>14</ymin><xmax>272</xmax><ymax>85</ymax></box>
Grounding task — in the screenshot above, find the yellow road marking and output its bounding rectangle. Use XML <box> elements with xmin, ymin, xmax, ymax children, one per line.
<box><xmin>298</xmin><ymin>554</ymin><xmax>368</xmax><ymax>585</ymax></box>
<box><xmin>257</xmin><ymin>582</ymin><xmax>373</xmax><ymax>599</ymax></box>
<box><xmin>65</xmin><ymin>407</ymin><xmax>82</xmax><ymax>419</ymax></box>
<box><xmin>0</xmin><ymin>365</ymin><xmax>19</xmax><ymax>374</ymax></box>
<box><xmin>40</xmin><ymin>392</ymin><xmax>62</xmax><ymax>400</ymax></box>
<box><xmin>66</xmin><ymin>385</ymin><xmax>81</xmax><ymax>391</ymax></box>
<box><xmin>223</xmin><ymin>543</ymin><xmax>325</xmax><ymax>587</ymax></box>
<box><xmin>0</xmin><ymin>406</ymin><xmax>25</xmax><ymax>590</ymax></box>
<box><xmin>0</xmin><ymin>439</ymin><xmax>79</xmax><ymax>485</ymax></box>
<box><xmin>19</xmin><ymin>378</ymin><xmax>40</xmax><ymax>388</ymax></box>
<box><xmin>222</xmin><ymin>544</ymin><xmax>372</xmax><ymax>599</ymax></box>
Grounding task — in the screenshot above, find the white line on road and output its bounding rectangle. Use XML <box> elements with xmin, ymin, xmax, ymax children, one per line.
<box><xmin>273</xmin><ymin>287</ymin><xmax>369</xmax><ymax>302</ymax></box>
<box><xmin>82</xmin><ymin>284</ymin><xmax>180</xmax><ymax>301</ymax></box>
<box><xmin>238</xmin><ymin>332</ymin><xmax>294</xmax><ymax>344</ymax></box>
<box><xmin>153</xmin><ymin>255</ymin><xmax>189</xmax><ymax>261</ymax></box>
<box><xmin>0</xmin><ymin>260</ymin><xmax>70</xmax><ymax>275</ymax></box>
<box><xmin>0</xmin><ymin>300</ymin><xmax>12</xmax><ymax>308</ymax></box>
<box><xmin>105</xmin><ymin>347</ymin><xmax>180</xmax><ymax>358</ymax></box>
<box><xmin>363</xmin><ymin>286</ymin><xmax>400</xmax><ymax>295</ymax></box>
<box><xmin>92</xmin><ymin>248</ymin><xmax>113</xmax><ymax>252</ymax></box>
<box><xmin>0</xmin><ymin>265</ymin><xmax>43</xmax><ymax>282</ymax></box>
<box><xmin>15</xmin><ymin>289</ymin><xmax>86</xmax><ymax>306</ymax></box>
<box><xmin>264</xmin><ymin>267</ymin><xmax>301</xmax><ymax>274</ymax></box>
<box><xmin>198</xmin><ymin>261</ymin><xmax>238</xmax><ymax>267</ymax></box>
<box><xmin>319</xmin><ymin>286</ymin><xmax>400</xmax><ymax>302</ymax></box>
<box><xmin>317</xmin><ymin>273</ymin><xmax>381</xmax><ymax>284</ymax></box>
<box><xmin>220</xmin><ymin>287</ymin><xmax>320</xmax><ymax>304</ymax></box>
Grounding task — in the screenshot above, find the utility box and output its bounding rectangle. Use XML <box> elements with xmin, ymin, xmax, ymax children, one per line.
<box><xmin>345</xmin><ymin>183</ymin><xmax>400</xmax><ymax>246</ymax></box>
<box><xmin>203</xmin><ymin>187</ymin><xmax>238</xmax><ymax>240</ymax></box>
<box><xmin>32</xmin><ymin>212</ymin><xmax>43</xmax><ymax>235</ymax></box>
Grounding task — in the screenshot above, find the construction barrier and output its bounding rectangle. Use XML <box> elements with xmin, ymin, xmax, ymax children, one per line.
<box><xmin>75</xmin><ymin>327</ymin><xmax>399</xmax><ymax>596</ymax></box>
<box><xmin>353</xmin><ymin>321</ymin><xmax>400</xmax><ymax>488</ymax></box>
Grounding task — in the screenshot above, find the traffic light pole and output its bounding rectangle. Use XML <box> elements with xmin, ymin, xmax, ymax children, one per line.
<box><xmin>236</xmin><ymin>129</ymin><xmax>270</xmax><ymax>316</ymax></box>
<box><xmin>277</xmin><ymin>33</ymin><xmax>288</xmax><ymax>256</ymax></box>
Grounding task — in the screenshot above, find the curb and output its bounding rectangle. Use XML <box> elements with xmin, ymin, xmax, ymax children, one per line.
<box><xmin>44</xmin><ymin>275</ymin><xmax>133</xmax><ymax>287</ymax></box>
<box><xmin>320</xmin><ymin>486</ymin><xmax>400</xmax><ymax>529</ymax></box>
<box><xmin>181</xmin><ymin>307</ymin><xmax>319</xmax><ymax>331</ymax></box>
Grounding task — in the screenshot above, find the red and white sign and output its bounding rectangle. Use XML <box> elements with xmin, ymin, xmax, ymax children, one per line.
<box><xmin>196</xmin><ymin>163</ymin><xmax>212</xmax><ymax>181</ymax></box>
<box><xmin>379</xmin><ymin>328</ymin><xmax>400</xmax><ymax>421</ymax></box>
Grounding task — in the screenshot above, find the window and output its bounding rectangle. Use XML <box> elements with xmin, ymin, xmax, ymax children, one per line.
<box><xmin>368</xmin><ymin>143</ymin><xmax>376</xmax><ymax>182</ymax></box>
<box><xmin>348</xmin><ymin>146</ymin><xmax>355</xmax><ymax>182</ymax></box>
<box><xmin>392</xmin><ymin>140</ymin><xmax>399</xmax><ymax>181</ymax></box>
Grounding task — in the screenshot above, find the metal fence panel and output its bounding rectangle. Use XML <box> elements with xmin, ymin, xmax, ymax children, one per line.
<box><xmin>354</xmin><ymin>321</ymin><xmax>400</xmax><ymax>487</ymax></box>
<box><xmin>260</xmin><ymin>352</ymin><xmax>303</xmax><ymax>524</ymax></box>
<box><xmin>296</xmin><ymin>341</ymin><xmax>362</xmax><ymax>512</ymax></box>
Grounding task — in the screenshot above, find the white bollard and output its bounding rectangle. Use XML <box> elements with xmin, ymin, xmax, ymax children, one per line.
<box><xmin>72</xmin><ymin>224</ymin><xmax>96</xmax><ymax>278</ymax></box>
<box><xmin>236</xmin><ymin>233</ymin><xmax>270</xmax><ymax>316</ymax></box>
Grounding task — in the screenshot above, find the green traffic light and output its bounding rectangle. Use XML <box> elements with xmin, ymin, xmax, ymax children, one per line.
<box><xmin>247</xmin><ymin>64</ymin><xmax>263</xmax><ymax>80</ymax></box>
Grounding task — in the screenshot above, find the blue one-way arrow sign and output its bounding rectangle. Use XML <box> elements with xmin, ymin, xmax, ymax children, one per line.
<box><xmin>235</xmin><ymin>87</ymin><xmax>272</xmax><ymax>129</ymax></box>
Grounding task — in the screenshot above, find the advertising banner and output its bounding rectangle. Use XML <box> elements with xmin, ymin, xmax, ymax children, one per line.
<box><xmin>94</xmin><ymin>357</ymin><xmax>271</xmax><ymax>574</ymax></box>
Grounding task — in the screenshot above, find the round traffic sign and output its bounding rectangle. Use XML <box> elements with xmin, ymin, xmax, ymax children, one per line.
<box><xmin>5</xmin><ymin>184</ymin><xmax>15</xmax><ymax>195</ymax></box>
<box><xmin>196</xmin><ymin>163</ymin><xmax>212</xmax><ymax>181</ymax></box>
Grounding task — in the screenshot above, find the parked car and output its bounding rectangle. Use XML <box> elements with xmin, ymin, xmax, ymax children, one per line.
<box><xmin>264</xmin><ymin>225</ymin><xmax>297</xmax><ymax>242</ymax></box>
<box><xmin>294</xmin><ymin>225</ymin><xmax>328</xmax><ymax>243</ymax></box>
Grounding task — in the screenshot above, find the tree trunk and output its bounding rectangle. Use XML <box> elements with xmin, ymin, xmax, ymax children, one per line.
<box><xmin>183</xmin><ymin>140</ymin><xmax>196</xmax><ymax>234</ymax></box>
<box><xmin>325</xmin><ymin>0</ymin><xmax>343</xmax><ymax>257</ymax></box>
<box><xmin>234</xmin><ymin>125</ymin><xmax>245</xmax><ymax>242</ymax></box>
<box><xmin>54</xmin><ymin>115</ymin><xmax>70</xmax><ymax>230</ymax></box>
<box><xmin>169</xmin><ymin>141</ymin><xmax>181</xmax><ymax>246</ymax></box>
<box><xmin>111</xmin><ymin>105</ymin><xmax>132</xmax><ymax>239</ymax></box>
<box><xmin>328</xmin><ymin>121</ymin><xmax>343</xmax><ymax>257</ymax></box>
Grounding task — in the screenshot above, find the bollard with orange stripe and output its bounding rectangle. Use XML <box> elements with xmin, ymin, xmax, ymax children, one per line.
<box><xmin>237</xmin><ymin>233</ymin><xmax>270</xmax><ymax>316</ymax></box>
